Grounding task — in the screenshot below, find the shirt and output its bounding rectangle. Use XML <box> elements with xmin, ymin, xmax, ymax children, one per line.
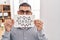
<box><xmin>1</xmin><ymin>26</ymin><xmax>47</xmax><ymax>40</ymax></box>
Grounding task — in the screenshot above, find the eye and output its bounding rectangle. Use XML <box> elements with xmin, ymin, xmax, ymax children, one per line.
<box><xmin>18</xmin><ymin>10</ymin><xmax>24</xmax><ymax>14</ymax></box>
<box><xmin>26</xmin><ymin>11</ymin><xmax>31</xmax><ymax>13</ymax></box>
<box><xmin>20</xmin><ymin>10</ymin><xmax>24</xmax><ymax>12</ymax></box>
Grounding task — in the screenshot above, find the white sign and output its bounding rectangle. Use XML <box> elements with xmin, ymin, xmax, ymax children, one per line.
<box><xmin>14</xmin><ymin>15</ymin><xmax>35</xmax><ymax>28</ymax></box>
<box><xmin>4</xmin><ymin>13</ymin><xmax>8</xmax><ymax>16</ymax></box>
<box><xmin>0</xmin><ymin>13</ymin><xmax>2</xmax><ymax>16</ymax></box>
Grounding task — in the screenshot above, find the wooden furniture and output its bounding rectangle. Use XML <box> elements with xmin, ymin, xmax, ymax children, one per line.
<box><xmin>0</xmin><ymin>4</ymin><xmax>11</xmax><ymax>22</ymax></box>
<box><xmin>0</xmin><ymin>27</ymin><xmax>5</xmax><ymax>40</ymax></box>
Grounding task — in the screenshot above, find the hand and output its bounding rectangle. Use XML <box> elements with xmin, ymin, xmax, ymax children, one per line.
<box><xmin>34</xmin><ymin>20</ymin><xmax>43</xmax><ymax>31</ymax></box>
<box><xmin>4</xmin><ymin>19</ymin><xmax>14</xmax><ymax>32</ymax></box>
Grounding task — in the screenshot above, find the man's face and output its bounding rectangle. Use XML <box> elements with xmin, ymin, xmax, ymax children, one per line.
<box><xmin>18</xmin><ymin>6</ymin><xmax>32</xmax><ymax>15</ymax></box>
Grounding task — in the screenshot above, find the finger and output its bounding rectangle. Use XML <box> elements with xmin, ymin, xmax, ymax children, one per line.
<box><xmin>5</xmin><ymin>19</ymin><xmax>14</xmax><ymax>25</ymax></box>
<box><xmin>34</xmin><ymin>20</ymin><xmax>43</xmax><ymax>25</ymax></box>
<box><xmin>4</xmin><ymin>22</ymin><xmax>12</xmax><ymax>27</ymax></box>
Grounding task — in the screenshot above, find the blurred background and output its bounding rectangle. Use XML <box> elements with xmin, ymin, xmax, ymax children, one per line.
<box><xmin>0</xmin><ymin>0</ymin><xmax>60</xmax><ymax>40</ymax></box>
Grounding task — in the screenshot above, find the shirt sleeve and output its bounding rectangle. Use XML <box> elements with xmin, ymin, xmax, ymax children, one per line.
<box><xmin>1</xmin><ymin>31</ymin><xmax>10</xmax><ymax>40</ymax></box>
<box><xmin>37</xmin><ymin>29</ymin><xmax>48</xmax><ymax>40</ymax></box>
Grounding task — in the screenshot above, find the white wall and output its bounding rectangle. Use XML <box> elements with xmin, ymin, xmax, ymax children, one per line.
<box><xmin>0</xmin><ymin>0</ymin><xmax>10</xmax><ymax>4</ymax></box>
<box><xmin>40</xmin><ymin>0</ymin><xmax>60</xmax><ymax>40</ymax></box>
<box><xmin>27</xmin><ymin>0</ymin><xmax>40</xmax><ymax>19</ymax></box>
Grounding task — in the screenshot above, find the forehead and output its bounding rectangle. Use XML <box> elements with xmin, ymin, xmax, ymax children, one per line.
<box><xmin>19</xmin><ymin>6</ymin><xmax>31</xmax><ymax>11</ymax></box>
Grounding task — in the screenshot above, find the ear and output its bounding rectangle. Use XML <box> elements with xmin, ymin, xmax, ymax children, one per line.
<box><xmin>12</xmin><ymin>19</ymin><xmax>14</xmax><ymax>25</ymax></box>
<box><xmin>34</xmin><ymin>20</ymin><xmax>36</xmax><ymax>25</ymax></box>
<box><xmin>17</xmin><ymin>11</ymin><xmax>19</xmax><ymax>14</ymax></box>
<box><xmin>30</xmin><ymin>11</ymin><xmax>32</xmax><ymax>15</ymax></box>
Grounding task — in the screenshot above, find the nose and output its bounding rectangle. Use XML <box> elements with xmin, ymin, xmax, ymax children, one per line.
<box><xmin>24</xmin><ymin>12</ymin><xmax>27</xmax><ymax>15</ymax></box>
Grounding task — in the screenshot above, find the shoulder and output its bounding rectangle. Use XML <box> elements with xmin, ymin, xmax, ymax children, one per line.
<box><xmin>10</xmin><ymin>27</ymin><xmax>17</xmax><ymax>33</ymax></box>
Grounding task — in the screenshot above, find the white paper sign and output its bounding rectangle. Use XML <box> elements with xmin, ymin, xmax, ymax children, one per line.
<box><xmin>4</xmin><ymin>13</ymin><xmax>8</xmax><ymax>16</ymax></box>
<box><xmin>14</xmin><ymin>15</ymin><xmax>35</xmax><ymax>28</ymax></box>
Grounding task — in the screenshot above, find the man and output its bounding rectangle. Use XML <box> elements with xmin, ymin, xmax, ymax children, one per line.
<box><xmin>2</xmin><ymin>3</ymin><xmax>47</xmax><ymax>40</ymax></box>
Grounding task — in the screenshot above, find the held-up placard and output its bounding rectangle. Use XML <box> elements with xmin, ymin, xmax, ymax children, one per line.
<box><xmin>14</xmin><ymin>15</ymin><xmax>35</xmax><ymax>28</ymax></box>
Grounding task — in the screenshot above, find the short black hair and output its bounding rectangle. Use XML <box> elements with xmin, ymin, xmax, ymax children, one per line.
<box><xmin>19</xmin><ymin>3</ymin><xmax>31</xmax><ymax>9</ymax></box>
